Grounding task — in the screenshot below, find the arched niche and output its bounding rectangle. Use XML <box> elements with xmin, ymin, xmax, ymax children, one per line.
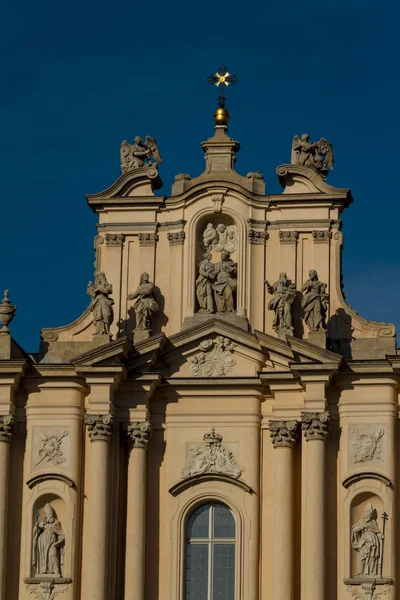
<box><xmin>195</xmin><ymin>213</ymin><xmax>239</xmax><ymax>314</ymax></box>
<box><xmin>31</xmin><ymin>494</ymin><xmax>67</xmax><ymax>579</ymax></box>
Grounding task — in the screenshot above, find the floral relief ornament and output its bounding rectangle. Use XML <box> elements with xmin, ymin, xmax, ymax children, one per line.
<box><xmin>189</xmin><ymin>337</ymin><xmax>236</xmax><ymax>377</ymax></box>
<box><xmin>181</xmin><ymin>428</ymin><xmax>243</xmax><ymax>480</ymax></box>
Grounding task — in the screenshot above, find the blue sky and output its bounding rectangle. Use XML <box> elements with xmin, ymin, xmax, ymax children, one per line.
<box><xmin>1</xmin><ymin>0</ymin><xmax>399</xmax><ymax>351</ymax></box>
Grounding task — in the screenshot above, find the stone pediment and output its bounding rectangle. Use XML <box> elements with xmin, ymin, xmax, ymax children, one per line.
<box><xmin>276</xmin><ymin>163</ymin><xmax>352</xmax><ymax>202</ymax></box>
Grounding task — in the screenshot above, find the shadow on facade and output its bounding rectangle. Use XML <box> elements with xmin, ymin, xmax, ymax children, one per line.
<box><xmin>327</xmin><ymin>308</ymin><xmax>353</xmax><ymax>359</ymax></box>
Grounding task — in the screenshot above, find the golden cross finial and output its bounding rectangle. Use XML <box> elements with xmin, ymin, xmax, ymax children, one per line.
<box><xmin>207</xmin><ymin>64</ymin><xmax>238</xmax><ymax>107</ymax></box>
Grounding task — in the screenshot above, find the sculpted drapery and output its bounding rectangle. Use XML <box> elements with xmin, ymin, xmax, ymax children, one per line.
<box><xmin>128</xmin><ymin>273</ymin><xmax>159</xmax><ymax>332</ymax></box>
<box><xmin>351</xmin><ymin>503</ymin><xmax>382</xmax><ymax>577</ymax></box>
<box><xmin>301</xmin><ymin>270</ymin><xmax>328</xmax><ymax>331</ymax></box>
<box><xmin>32</xmin><ymin>503</ymin><xmax>65</xmax><ymax>577</ymax></box>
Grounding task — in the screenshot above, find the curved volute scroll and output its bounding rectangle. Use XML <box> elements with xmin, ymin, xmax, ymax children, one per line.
<box><xmin>277</xmin><ymin>164</ymin><xmax>352</xmax><ymax>199</ymax></box>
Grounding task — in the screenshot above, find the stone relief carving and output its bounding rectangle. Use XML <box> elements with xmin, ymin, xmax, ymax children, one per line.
<box><xmin>105</xmin><ymin>233</ymin><xmax>125</xmax><ymax>247</ymax></box>
<box><xmin>26</xmin><ymin>582</ymin><xmax>70</xmax><ymax>600</ymax></box>
<box><xmin>120</xmin><ymin>136</ymin><xmax>162</xmax><ymax>173</ymax></box>
<box><xmin>0</xmin><ymin>415</ymin><xmax>15</xmax><ymax>442</ymax></box>
<box><xmin>182</xmin><ymin>428</ymin><xmax>243</xmax><ymax>480</ymax></box>
<box><xmin>84</xmin><ymin>414</ymin><xmax>114</xmax><ymax>442</ymax></box>
<box><xmin>32</xmin><ymin>504</ymin><xmax>65</xmax><ymax>578</ymax></box>
<box><xmin>313</xmin><ymin>230</ymin><xmax>332</xmax><ymax>243</ymax></box>
<box><xmin>195</xmin><ymin>250</ymin><xmax>237</xmax><ymax>313</ymax></box>
<box><xmin>190</xmin><ymin>337</ymin><xmax>236</xmax><ymax>377</ymax></box>
<box><xmin>265</xmin><ymin>273</ymin><xmax>296</xmax><ymax>334</ymax></box>
<box><xmin>291</xmin><ymin>133</ymin><xmax>334</xmax><ymax>178</ymax></box>
<box><xmin>301</xmin><ymin>412</ymin><xmax>330</xmax><ymax>441</ymax></box>
<box><xmin>33</xmin><ymin>429</ymin><xmax>70</xmax><ymax>469</ymax></box>
<box><xmin>248</xmin><ymin>230</ymin><xmax>268</xmax><ymax>244</ymax></box>
<box><xmin>269</xmin><ymin>420</ymin><xmax>299</xmax><ymax>448</ymax></box>
<box><xmin>87</xmin><ymin>272</ymin><xmax>114</xmax><ymax>336</ymax></box>
<box><xmin>351</xmin><ymin>427</ymin><xmax>385</xmax><ymax>465</ymax></box>
<box><xmin>351</xmin><ymin>504</ymin><xmax>387</xmax><ymax>578</ymax></box>
<box><xmin>138</xmin><ymin>232</ymin><xmax>158</xmax><ymax>246</ymax></box>
<box><xmin>167</xmin><ymin>231</ymin><xmax>185</xmax><ymax>246</ymax></box>
<box><xmin>202</xmin><ymin>223</ymin><xmax>238</xmax><ymax>253</ymax></box>
<box><xmin>127</xmin><ymin>273</ymin><xmax>159</xmax><ymax>333</ymax></box>
<box><xmin>301</xmin><ymin>270</ymin><xmax>328</xmax><ymax>331</ymax></box>
<box><xmin>279</xmin><ymin>231</ymin><xmax>298</xmax><ymax>244</ymax></box>
<box><xmin>124</xmin><ymin>421</ymin><xmax>152</xmax><ymax>449</ymax></box>
<box><xmin>346</xmin><ymin>582</ymin><xmax>390</xmax><ymax>600</ymax></box>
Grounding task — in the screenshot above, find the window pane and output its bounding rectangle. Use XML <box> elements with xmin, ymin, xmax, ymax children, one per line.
<box><xmin>213</xmin><ymin>504</ymin><xmax>236</xmax><ymax>538</ymax></box>
<box><xmin>212</xmin><ymin>544</ymin><xmax>235</xmax><ymax>600</ymax></box>
<box><xmin>185</xmin><ymin>543</ymin><xmax>209</xmax><ymax>600</ymax></box>
<box><xmin>187</xmin><ymin>504</ymin><xmax>210</xmax><ymax>539</ymax></box>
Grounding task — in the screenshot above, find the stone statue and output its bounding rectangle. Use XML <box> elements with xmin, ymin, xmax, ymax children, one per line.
<box><xmin>196</xmin><ymin>252</ymin><xmax>216</xmax><ymax>313</ymax></box>
<box><xmin>120</xmin><ymin>136</ymin><xmax>162</xmax><ymax>173</ymax></box>
<box><xmin>213</xmin><ymin>251</ymin><xmax>237</xmax><ymax>313</ymax></box>
<box><xmin>291</xmin><ymin>134</ymin><xmax>334</xmax><ymax>176</ymax></box>
<box><xmin>32</xmin><ymin>503</ymin><xmax>65</xmax><ymax>577</ymax></box>
<box><xmin>351</xmin><ymin>503</ymin><xmax>383</xmax><ymax>577</ymax></box>
<box><xmin>128</xmin><ymin>273</ymin><xmax>159</xmax><ymax>332</ymax></box>
<box><xmin>87</xmin><ymin>272</ymin><xmax>114</xmax><ymax>335</ymax></box>
<box><xmin>301</xmin><ymin>270</ymin><xmax>328</xmax><ymax>331</ymax></box>
<box><xmin>265</xmin><ymin>273</ymin><xmax>296</xmax><ymax>333</ymax></box>
<box><xmin>202</xmin><ymin>222</ymin><xmax>238</xmax><ymax>253</ymax></box>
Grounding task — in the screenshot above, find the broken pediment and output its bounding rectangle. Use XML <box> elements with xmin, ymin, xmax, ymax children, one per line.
<box><xmin>277</xmin><ymin>163</ymin><xmax>352</xmax><ymax>200</ymax></box>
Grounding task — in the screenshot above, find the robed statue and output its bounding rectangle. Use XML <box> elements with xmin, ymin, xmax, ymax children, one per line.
<box><xmin>32</xmin><ymin>503</ymin><xmax>65</xmax><ymax>577</ymax></box>
<box><xmin>87</xmin><ymin>272</ymin><xmax>114</xmax><ymax>335</ymax></box>
<box><xmin>128</xmin><ymin>273</ymin><xmax>159</xmax><ymax>332</ymax></box>
<box><xmin>301</xmin><ymin>270</ymin><xmax>328</xmax><ymax>331</ymax></box>
<box><xmin>291</xmin><ymin>133</ymin><xmax>334</xmax><ymax>177</ymax></box>
<box><xmin>212</xmin><ymin>251</ymin><xmax>237</xmax><ymax>313</ymax></box>
<box><xmin>120</xmin><ymin>136</ymin><xmax>162</xmax><ymax>173</ymax></box>
<box><xmin>265</xmin><ymin>273</ymin><xmax>296</xmax><ymax>333</ymax></box>
<box><xmin>196</xmin><ymin>252</ymin><xmax>216</xmax><ymax>313</ymax></box>
<box><xmin>351</xmin><ymin>503</ymin><xmax>383</xmax><ymax>577</ymax></box>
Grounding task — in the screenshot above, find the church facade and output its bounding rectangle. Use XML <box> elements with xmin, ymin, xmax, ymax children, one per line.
<box><xmin>0</xmin><ymin>104</ymin><xmax>398</xmax><ymax>600</ymax></box>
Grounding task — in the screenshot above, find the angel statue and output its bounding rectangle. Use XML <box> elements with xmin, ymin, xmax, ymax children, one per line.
<box><xmin>120</xmin><ymin>136</ymin><xmax>163</xmax><ymax>173</ymax></box>
<box><xmin>291</xmin><ymin>133</ymin><xmax>334</xmax><ymax>177</ymax></box>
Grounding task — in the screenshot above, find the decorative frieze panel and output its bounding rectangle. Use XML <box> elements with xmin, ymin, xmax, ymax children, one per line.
<box><xmin>312</xmin><ymin>230</ymin><xmax>332</xmax><ymax>243</ymax></box>
<box><xmin>167</xmin><ymin>231</ymin><xmax>185</xmax><ymax>246</ymax></box>
<box><xmin>32</xmin><ymin>428</ymin><xmax>71</xmax><ymax>470</ymax></box>
<box><xmin>349</xmin><ymin>425</ymin><xmax>386</xmax><ymax>469</ymax></box>
<box><xmin>248</xmin><ymin>230</ymin><xmax>268</xmax><ymax>245</ymax></box>
<box><xmin>0</xmin><ymin>415</ymin><xmax>15</xmax><ymax>442</ymax></box>
<box><xmin>105</xmin><ymin>233</ymin><xmax>125</xmax><ymax>247</ymax></box>
<box><xmin>279</xmin><ymin>231</ymin><xmax>298</xmax><ymax>244</ymax></box>
<box><xmin>182</xmin><ymin>428</ymin><xmax>243</xmax><ymax>479</ymax></box>
<box><xmin>189</xmin><ymin>337</ymin><xmax>236</xmax><ymax>377</ymax></box>
<box><xmin>138</xmin><ymin>233</ymin><xmax>158</xmax><ymax>246</ymax></box>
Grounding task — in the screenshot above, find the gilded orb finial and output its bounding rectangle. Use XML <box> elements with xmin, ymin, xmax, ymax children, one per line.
<box><xmin>206</xmin><ymin>65</ymin><xmax>238</xmax><ymax>127</ymax></box>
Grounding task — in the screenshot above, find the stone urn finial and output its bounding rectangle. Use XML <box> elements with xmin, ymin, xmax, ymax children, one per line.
<box><xmin>0</xmin><ymin>290</ymin><xmax>16</xmax><ymax>333</ymax></box>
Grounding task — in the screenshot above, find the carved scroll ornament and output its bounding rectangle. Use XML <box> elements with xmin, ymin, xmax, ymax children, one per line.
<box><xmin>190</xmin><ymin>337</ymin><xmax>236</xmax><ymax>377</ymax></box>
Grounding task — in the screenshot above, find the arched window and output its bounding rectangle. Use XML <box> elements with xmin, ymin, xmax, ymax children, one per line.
<box><xmin>185</xmin><ymin>503</ymin><xmax>236</xmax><ymax>600</ymax></box>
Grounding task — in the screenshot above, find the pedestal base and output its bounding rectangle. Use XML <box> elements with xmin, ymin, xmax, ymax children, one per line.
<box><xmin>277</xmin><ymin>328</ymin><xmax>294</xmax><ymax>340</ymax></box>
<box><xmin>183</xmin><ymin>313</ymin><xmax>249</xmax><ymax>332</ymax></box>
<box><xmin>134</xmin><ymin>330</ymin><xmax>151</xmax><ymax>344</ymax></box>
<box><xmin>307</xmin><ymin>330</ymin><xmax>327</xmax><ymax>348</ymax></box>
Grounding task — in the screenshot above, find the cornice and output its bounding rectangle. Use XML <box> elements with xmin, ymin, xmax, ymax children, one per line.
<box><xmin>169</xmin><ymin>473</ymin><xmax>254</xmax><ymax>496</ymax></box>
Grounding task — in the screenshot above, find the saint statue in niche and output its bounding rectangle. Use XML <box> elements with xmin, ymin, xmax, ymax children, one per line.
<box><xmin>128</xmin><ymin>272</ymin><xmax>159</xmax><ymax>332</ymax></box>
<box><xmin>301</xmin><ymin>270</ymin><xmax>328</xmax><ymax>331</ymax></box>
<box><xmin>32</xmin><ymin>503</ymin><xmax>65</xmax><ymax>577</ymax></box>
<box><xmin>351</xmin><ymin>503</ymin><xmax>383</xmax><ymax>577</ymax></box>
<box><xmin>213</xmin><ymin>251</ymin><xmax>237</xmax><ymax>313</ymax></box>
<box><xmin>196</xmin><ymin>253</ymin><xmax>216</xmax><ymax>313</ymax></box>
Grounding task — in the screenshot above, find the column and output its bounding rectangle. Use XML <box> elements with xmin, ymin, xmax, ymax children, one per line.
<box><xmin>0</xmin><ymin>415</ymin><xmax>14</xmax><ymax>600</ymax></box>
<box><xmin>301</xmin><ymin>411</ymin><xmax>330</xmax><ymax>600</ymax></box>
<box><xmin>84</xmin><ymin>414</ymin><xmax>114</xmax><ymax>600</ymax></box>
<box><xmin>269</xmin><ymin>420</ymin><xmax>299</xmax><ymax>600</ymax></box>
<box><xmin>124</xmin><ymin>421</ymin><xmax>152</xmax><ymax>600</ymax></box>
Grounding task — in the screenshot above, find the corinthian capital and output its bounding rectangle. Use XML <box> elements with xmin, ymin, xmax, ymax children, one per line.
<box><xmin>301</xmin><ymin>412</ymin><xmax>330</xmax><ymax>441</ymax></box>
<box><xmin>269</xmin><ymin>420</ymin><xmax>299</xmax><ymax>448</ymax></box>
<box><xmin>0</xmin><ymin>415</ymin><xmax>15</xmax><ymax>442</ymax></box>
<box><xmin>124</xmin><ymin>421</ymin><xmax>152</xmax><ymax>449</ymax></box>
<box><xmin>84</xmin><ymin>414</ymin><xmax>114</xmax><ymax>442</ymax></box>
